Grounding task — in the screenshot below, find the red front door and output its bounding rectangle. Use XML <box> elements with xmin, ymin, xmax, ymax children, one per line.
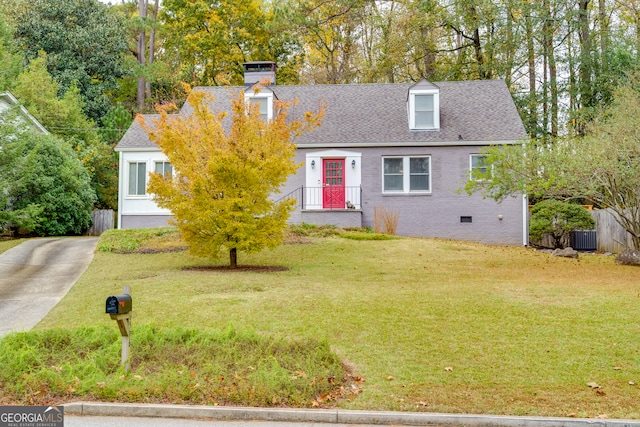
<box><xmin>323</xmin><ymin>159</ymin><xmax>345</xmax><ymax>208</ymax></box>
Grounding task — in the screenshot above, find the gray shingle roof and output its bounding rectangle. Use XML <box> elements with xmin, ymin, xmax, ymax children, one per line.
<box><xmin>115</xmin><ymin>80</ymin><xmax>526</xmax><ymax>151</ymax></box>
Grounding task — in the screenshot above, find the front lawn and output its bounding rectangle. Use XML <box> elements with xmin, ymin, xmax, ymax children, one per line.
<box><xmin>3</xmin><ymin>228</ymin><xmax>640</xmax><ymax>419</ymax></box>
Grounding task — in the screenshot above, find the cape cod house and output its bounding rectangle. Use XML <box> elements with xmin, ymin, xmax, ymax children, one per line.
<box><xmin>115</xmin><ymin>62</ymin><xmax>528</xmax><ymax>245</ymax></box>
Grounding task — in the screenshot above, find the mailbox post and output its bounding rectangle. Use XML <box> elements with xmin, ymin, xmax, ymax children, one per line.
<box><xmin>106</xmin><ymin>286</ymin><xmax>132</xmax><ymax>372</ymax></box>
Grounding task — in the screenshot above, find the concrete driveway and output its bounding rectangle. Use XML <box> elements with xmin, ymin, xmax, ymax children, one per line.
<box><xmin>0</xmin><ymin>237</ymin><xmax>98</xmax><ymax>336</ymax></box>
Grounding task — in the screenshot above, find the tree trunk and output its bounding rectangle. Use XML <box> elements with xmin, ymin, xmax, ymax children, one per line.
<box><xmin>578</xmin><ymin>0</ymin><xmax>593</xmax><ymax>134</ymax></box>
<box><xmin>229</xmin><ymin>247</ymin><xmax>237</xmax><ymax>268</ymax></box>
<box><xmin>145</xmin><ymin>1</ymin><xmax>158</xmax><ymax>100</ymax></box>
<box><xmin>567</xmin><ymin>8</ymin><xmax>578</xmax><ymax>135</ymax></box>
<box><xmin>504</xmin><ymin>2</ymin><xmax>515</xmax><ymax>87</ymax></box>
<box><xmin>420</xmin><ymin>27</ymin><xmax>436</xmax><ymax>80</ymax></box>
<box><xmin>544</xmin><ymin>0</ymin><xmax>559</xmax><ymax>138</ymax></box>
<box><xmin>525</xmin><ymin>6</ymin><xmax>537</xmax><ymax>137</ymax></box>
<box><xmin>137</xmin><ymin>0</ymin><xmax>148</xmax><ymax>112</ymax></box>
<box><xmin>469</xmin><ymin>6</ymin><xmax>486</xmax><ymax>79</ymax></box>
<box><xmin>599</xmin><ymin>0</ymin><xmax>608</xmax><ymax>55</ymax></box>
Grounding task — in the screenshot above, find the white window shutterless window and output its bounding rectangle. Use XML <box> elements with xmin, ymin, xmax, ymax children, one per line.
<box><xmin>409</xmin><ymin>91</ymin><xmax>440</xmax><ymax>130</ymax></box>
<box><xmin>415</xmin><ymin>95</ymin><xmax>434</xmax><ymax>128</ymax></box>
<box><xmin>383</xmin><ymin>156</ymin><xmax>431</xmax><ymax>193</ymax></box>
<box><xmin>154</xmin><ymin>161</ymin><xmax>173</xmax><ymax>178</ymax></box>
<box><xmin>245</xmin><ymin>93</ymin><xmax>273</xmax><ymax>121</ymax></box>
<box><xmin>128</xmin><ymin>161</ymin><xmax>147</xmax><ymax>196</ymax></box>
<box><xmin>470</xmin><ymin>154</ymin><xmax>490</xmax><ymax>180</ymax></box>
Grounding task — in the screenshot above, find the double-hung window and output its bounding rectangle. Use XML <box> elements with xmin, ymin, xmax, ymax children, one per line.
<box><xmin>383</xmin><ymin>156</ymin><xmax>431</xmax><ymax>193</ymax></box>
<box><xmin>470</xmin><ymin>154</ymin><xmax>490</xmax><ymax>181</ymax></box>
<box><xmin>245</xmin><ymin>90</ymin><xmax>274</xmax><ymax>121</ymax></box>
<box><xmin>128</xmin><ymin>161</ymin><xmax>147</xmax><ymax>196</ymax></box>
<box><xmin>155</xmin><ymin>161</ymin><xmax>173</xmax><ymax>178</ymax></box>
<box><xmin>248</xmin><ymin>97</ymin><xmax>269</xmax><ymax>121</ymax></box>
<box><xmin>408</xmin><ymin>82</ymin><xmax>440</xmax><ymax>130</ymax></box>
<box><xmin>414</xmin><ymin>94</ymin><xmax>435</xmax><ymax>128</ymax></box>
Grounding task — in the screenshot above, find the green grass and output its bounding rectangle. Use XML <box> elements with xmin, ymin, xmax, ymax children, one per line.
<box><xmin>4</xmin><ymin>229</ymin><xmax>640</xmax><ymax>418</ymax></box>
<box><xmin>0</xmin><ymin>238</ymin><xmax>27</xmax><ymax>254</ymax></box>
<box><xmin>0</xmin><ymin>325</ymin><xmax>350</xmax><ymax>407</ymax></box>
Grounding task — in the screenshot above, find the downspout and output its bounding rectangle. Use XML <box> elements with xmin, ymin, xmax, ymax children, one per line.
<box><xmin>117</xmin><ymin>151</ymin><xmax>123</xmax><ymax>229</ymax></box>
<box><xmin>522</xmin><ymin>193</ymin><xmax>528</xmax><ymax>246</ymax></box>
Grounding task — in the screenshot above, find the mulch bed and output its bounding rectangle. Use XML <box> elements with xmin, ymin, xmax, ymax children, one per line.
<box><xmin>183</xmin><ymin>265</ymin><xmax>289</xmax><ymax>273</ymax></box>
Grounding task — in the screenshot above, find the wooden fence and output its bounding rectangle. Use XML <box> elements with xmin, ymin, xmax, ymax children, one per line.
<box><xmin>591</xmin><ymin>209</ymin><xmax>635</xmax><ymax>253</ymax></box>
<box><xmin>86</xmin><ymin>209</ymin><xmax>114</xmax><ymax>236</ymax></box>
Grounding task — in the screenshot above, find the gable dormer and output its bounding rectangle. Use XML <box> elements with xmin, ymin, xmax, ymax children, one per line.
<box><xmin>408</xmin><ymin>80</ymin><xmax>440</xmax><ymax>131</ymax></box>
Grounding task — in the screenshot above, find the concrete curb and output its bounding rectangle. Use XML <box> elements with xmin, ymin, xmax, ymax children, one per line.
<box><xmin>63</xmin><ymin>402</ymin><xmax>640</xmax><ymax>426</ymax></box>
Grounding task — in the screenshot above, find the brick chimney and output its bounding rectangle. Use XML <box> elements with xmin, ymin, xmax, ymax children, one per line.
<box><xmin>243</xmin><ymin>61</ymin><xmax>276</xmax><ymax>86</ymax></box>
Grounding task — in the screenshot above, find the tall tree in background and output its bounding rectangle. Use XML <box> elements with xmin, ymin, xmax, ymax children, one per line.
<box><xmin>9</xmin><ymin>0</ymin><xmax>129</xmax><ymax>121</ymax></box>
<box><xmin>145</xmin><ymin>88</ymin><xmax>324</xmax><ymax>268</ymax></box>
<box><xmin>0</xmin><ymin>16</ymin><xmax>22</xmax><ymax>91</ymax></box>
<box><xmin>11</xmin><ymin>55</ymin><xmax>118</xmax><ymax>209</ymax></box>
<box><xmin>136</xmin><ymin>0</ymin><xmax>159</xmax><ymax>111</ymax></box>
<box><xmin>160</xmin><ymin>0</ymin><xmax>271</xmax><ymax>86</ymax></box>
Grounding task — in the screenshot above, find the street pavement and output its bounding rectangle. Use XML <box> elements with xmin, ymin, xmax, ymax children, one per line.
<box><xmin>0</xmin><ymin>237</ymin><xmax>98</xmax><ymax>335</ymax></box>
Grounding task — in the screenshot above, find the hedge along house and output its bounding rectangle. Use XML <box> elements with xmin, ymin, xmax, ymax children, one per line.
<box><xmin>115</xmin><ymin>62</ymin><xmax>529</xmax><ymax>245</ymax></box>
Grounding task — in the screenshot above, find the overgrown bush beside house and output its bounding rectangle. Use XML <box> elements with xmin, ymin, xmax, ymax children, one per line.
<box><xmin>530</xmin><ymin>200</ymin><xmax>595</xmax><ymax>249</ymax></box>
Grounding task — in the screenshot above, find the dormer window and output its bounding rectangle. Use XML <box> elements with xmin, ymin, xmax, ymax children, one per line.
<box><xmin>245</xmin><ymin>88</ymin><xmax>274</xmax><ymax>121</ymax></box>
<box><xmin>408</xmin><ymin>81</ymin><xmax>440</xmax><ymax>130</ymax></box>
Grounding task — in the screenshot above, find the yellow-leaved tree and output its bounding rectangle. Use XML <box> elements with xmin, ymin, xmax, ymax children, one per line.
<box><xmin>143</xmin><ymin>87</ymin><xmax>323</xmax><ymax>268</ymax></box>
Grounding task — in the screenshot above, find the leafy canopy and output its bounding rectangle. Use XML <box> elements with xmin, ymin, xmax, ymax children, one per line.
<box><xmin>10</xmin><ymin>0</ymin><xmax>129</xmax><ymax>121</ymax></box>
<box><xmin>145</xmin><ymin>87</ymin><xmax>323</xmax><ymax>267</ymax></box>
<box><xmin>12</xmin><ymin>54</ymin><xmax>119</xmax><ymax>210</ymax></box>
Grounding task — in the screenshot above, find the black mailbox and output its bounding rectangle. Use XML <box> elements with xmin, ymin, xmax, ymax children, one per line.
<box><xmin>106</xmin><ymin>294</ymin><xmax>132</xmax><ymax>315</ymax></box>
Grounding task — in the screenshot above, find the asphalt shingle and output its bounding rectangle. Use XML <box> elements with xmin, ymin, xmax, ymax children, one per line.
<box><xmin>115</xmin><ymin>80</ymin><xmax>526</xmax><ymax>151</ymax></box>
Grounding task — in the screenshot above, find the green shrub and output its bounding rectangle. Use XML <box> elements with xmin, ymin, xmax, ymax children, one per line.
<box><xmin>1</xmin><ymin>132</ymin><xmax>96</xmax><ymax>236</ymax></box>
<box><xmin>288</xmin><ymin>224</ymin><xmax>341</xmax><ymax>237</ymax></box>
<box><xmin>529</xmin><ymin>200</ymin><xmax>595</xmax><ymax>248</ymax></box>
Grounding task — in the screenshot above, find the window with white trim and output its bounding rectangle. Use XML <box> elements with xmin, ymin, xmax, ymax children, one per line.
<box><xmin>245</xmin><ymin>92</ymin><xmax>273</xmax><ymax>121</ymax></box>
<box><xmin>154</xmin><ymin>161</ymin><xmax>173</xmax><ymax>178</ymax></box>
<box><xmin>470</xmin><ymin>154</ymin><xmax>490</xmax><ymax>181</ymax></box>
<box><xmin>408</xmin><ymin>90</ymin><xmax>439</xmax><ymax>130</ymax></box>
<box><xmin>383</xmin><ymin>156</ymin><xmax>431</xmax><ymax>193</ymax></box>
<box><xmin>128</xmin><ymin>161</ymin><xmax>147</xmax><ymax>196</ymax></box>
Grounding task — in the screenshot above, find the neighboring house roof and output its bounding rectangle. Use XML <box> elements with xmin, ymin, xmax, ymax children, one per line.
<box><xmin>115</xmin><ymin>114</ymin><xmax>161</xmax><ymax>151</ymax></box>
<box><xmin>0</xmin><ymin>91</ymin><xmax>49</xmax><ymax>134</ymax></box>
<box><xmin>116</xmin><ymin>80</ymin><xmax>526</xmax><ymax>151</ymax></box>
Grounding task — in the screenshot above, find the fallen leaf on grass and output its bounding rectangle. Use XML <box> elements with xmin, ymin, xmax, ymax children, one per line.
<box><xmin>387</xmin><ymin>376</ymin><xmax>394</xmax><ymax>381</ymax></box>
<box><xmin>587</xmin><ymin>382</ymin><xmax>600</xmax><ymax>389</ymax></box>
<box><xmin>444</xmin><ymin>367</ymin><xmax>454</xmax><ymax>372</ymax></box>
<box><xmin>613</xmin><ymin>366</ymin><xmax>622</xmax><ymax>370</ymax></box>
<box><xmin>417</xmin><ymin>401</ymin><xmax>428</xmax><ymax>407</ymax></box>
<box><xmin>596</xmin><ymin>390</ymin><xmax>606</xmax><ymax>396</ymax></box>
<box><xmin>630</xmin><ymin>381</ymin><xmax>635</xmax><ymax>386</ymax></box>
